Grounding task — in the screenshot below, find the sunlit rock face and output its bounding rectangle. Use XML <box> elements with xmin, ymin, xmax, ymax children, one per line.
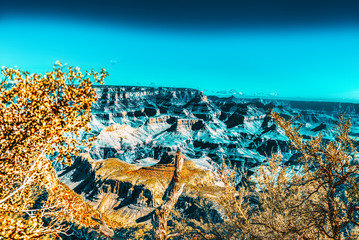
<box><xmin>59</xmin><ymin>152</ymin><xmax>219</xmax><ymax>224</ymax></box>
<box><xmin>85</xmin><ymin>86</ymin><xmax>359</xmax><ymax>173</ymax></box>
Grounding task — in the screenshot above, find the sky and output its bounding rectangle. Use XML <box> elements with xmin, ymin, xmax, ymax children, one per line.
<box><xmin>1</xmin><ymin>0</ymin><xmax>359</xmax><ymax>101</ymax></box>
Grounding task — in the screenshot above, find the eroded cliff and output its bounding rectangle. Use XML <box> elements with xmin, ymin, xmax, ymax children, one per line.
<box><xmin>59</xmin><ymin>85</ymin><xmax>359</xmax><ymax>228</ymax></box>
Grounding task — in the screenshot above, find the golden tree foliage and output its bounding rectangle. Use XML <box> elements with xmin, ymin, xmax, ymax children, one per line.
<box><xmin>183</xmin><ymin>113</ymin><xmax>359</xmax><ymax>240</ymax></box>
<box><xmin>246</xmin><ymin>153</ymin><xmax>321</xmax><ymax>239</ymax></box>
<box><xmin>0</xmin><ymin>63</ymin><xmax>109</xmax><ymax>239</ymax></box>
<box><xmin>246</xmin><ymin>113</ymin><xmax>359</xmax><ymax>239</ymax></box>
<box><xmin>261</xmin><ymin>112</ymin><xmax>359</xmax><ymax>240</ymax></box>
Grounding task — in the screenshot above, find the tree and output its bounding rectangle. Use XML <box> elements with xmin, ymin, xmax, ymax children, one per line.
<box><xmin>0</xmin><ymin>62</ymin><xmax>108</xmax><ymax>239</ymax></box>
<box><xmin>259</xmin><ymin>112</ymin><xmax>359</xmax><ymax>239</ymax></box>
<box><xmin>184</xmin><ymin>112</ymin><xmax>359</xmax><ymax>240</ymax></box>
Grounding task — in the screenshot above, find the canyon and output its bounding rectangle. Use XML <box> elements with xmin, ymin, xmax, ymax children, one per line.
<box><xmin>59</xmin><ymin>85</ymin><xmax>359</xmax><ymax>226</ymax></box>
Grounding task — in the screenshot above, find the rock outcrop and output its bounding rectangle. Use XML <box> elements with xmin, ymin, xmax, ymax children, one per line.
<box><xmin>86</xmin><ymin>86</ymin><xmax>359</xmax><ymax>171</ymax></box>
<box><xmin>59</xmin><ymin>153</ymin><xmax>218</xmax><ymax>225</ymax></box>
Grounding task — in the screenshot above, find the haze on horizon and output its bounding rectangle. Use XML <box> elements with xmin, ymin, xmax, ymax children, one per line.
<box><xmin>1</xmin><ymin>0</ymin><xmax>359</xmax><ymax>102</ymax></box>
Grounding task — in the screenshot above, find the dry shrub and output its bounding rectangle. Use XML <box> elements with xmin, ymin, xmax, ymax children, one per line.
<box><xmin>0</xmin><ymin>63</ymin><xmax>109</xmax><ymax>239</ymax></box>
<box><xmin>178</xmin><ymin>113</ymin><xmax>359</xmax><ymax>240</ymax></box>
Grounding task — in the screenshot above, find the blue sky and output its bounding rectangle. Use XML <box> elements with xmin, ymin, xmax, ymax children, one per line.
<box><xmin>1</xmin><ymin>8</ymin><xmax>359</xmax><ymax>101</ymax></box>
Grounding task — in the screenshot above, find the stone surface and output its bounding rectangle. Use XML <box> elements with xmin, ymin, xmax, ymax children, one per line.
<box><xmin>87</xmin><ymin>86</ymin><xmax>359</xmax><ymax>171</ymax></box>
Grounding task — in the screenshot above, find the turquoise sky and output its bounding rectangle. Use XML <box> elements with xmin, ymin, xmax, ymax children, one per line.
<box><xmin>1</xmin><ymin>14</ymin><xmax>359</xmax><ymax>101</ymax></box>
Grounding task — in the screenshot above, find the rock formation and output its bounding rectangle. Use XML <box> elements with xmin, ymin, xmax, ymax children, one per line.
<box><xmin>59</xmin><ymin>85</ymin><xmax>359</xmax><ymax>227</ymax></box>
<box><xmin>87</xmin><ymin>86</ymin><xmax>359</xmax><ymax>171</ymax></box>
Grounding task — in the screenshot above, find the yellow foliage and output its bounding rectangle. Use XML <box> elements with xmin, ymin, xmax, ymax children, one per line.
<box><xmin>178</xmin><ymin>113</ymin><xmax>359</xmax><ymax>240</ymax></box>
<box><xmin>0</xmin><ymin>63</ymin><xmax>110</xmax><ymax>239</ymax></box>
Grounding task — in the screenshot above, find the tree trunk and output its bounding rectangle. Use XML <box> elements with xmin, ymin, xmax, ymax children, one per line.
<box><xmin>155</xmin><ymin>151</ymin><xmax>185</xmax><ymax>240</ymax></box>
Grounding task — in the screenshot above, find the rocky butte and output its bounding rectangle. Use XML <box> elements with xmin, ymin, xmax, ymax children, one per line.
<box><xmin>59</xmin><ymin>85</ymin><xmax>359</xmax><ymax>226</ymax></box>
